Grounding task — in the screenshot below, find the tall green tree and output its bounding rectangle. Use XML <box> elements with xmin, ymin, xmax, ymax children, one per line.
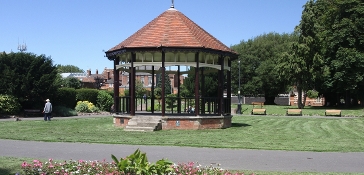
<box><xmin>56</xmin><ymin>64</ymin><xmax>84</xmax><ymax>73</ymax></box>
<box><xmin>156</xmin><ymin>72</ymin><xmax>172</xmax><ymax>95</ymax></box>
<box><xmin>231</xmin><ymin>32</ymin><xmax>298</xmax><ymax>104</ymax></box>
<box><xmin>63</xmin><ymin>77</ymin><xmax>82</xmax><ymax>89</ymax></box>
<box><xmin>0</xmin><ymin>52</ymin><xmax>58</xmax><ymax>109</ymax></box>
<box><xmin>135</xmin><ymin>79</ymin><xmax>147</xmax><ymax>98</ymax></box>
<box><xmin>318</xmin><ymin>0</ymin><xmax>364</xmax><ymax>106</ymax></box>
<box><xmin>275</xmin><ymin>1</ymin><xmax>326</xmax><ymax>108</ymax></box>
<box><xmin>282</xmin><ymin>0</ymin><xmax>364</xmax><ymax>107</ymax></box>
<box><xmin>183</xmin><ymin>67</ymin><xmax>219</xmax><ymax>98</ymax></box>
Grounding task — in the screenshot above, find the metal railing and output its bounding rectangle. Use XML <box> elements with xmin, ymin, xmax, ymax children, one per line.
<box><xmin>118</xmin><ymin>96</ymin><xmax>231</xmax><ymax>115</ymax></box>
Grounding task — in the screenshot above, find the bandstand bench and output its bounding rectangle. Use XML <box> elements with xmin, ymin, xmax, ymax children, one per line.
<box><xmin>24</xmin><ymin>109</ymin><xmax>42</xmax><ymax>117</ymax></box>
<box><xmin>251</xmin><ymin>102</ymin><xmax>264</xmax><ymax>108</ymax></box>
<box><xmin>286</xmin><ymin>109</ymin><xmax>302</xmax><ymax>116</ymax></box>
<box><xmin>325</xmin><ymin>110</ymin><xmax>341</xmax><ymax>117</ymax></box>
<box><xmin>251</xmin><ymin>108</ymin><xmax>266</xmax><ymax>115</ymax></box>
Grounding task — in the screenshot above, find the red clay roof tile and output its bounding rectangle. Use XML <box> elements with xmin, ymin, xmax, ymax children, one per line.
<box><xmin>108</xmin><ymin>8</ymin><xmax>235</xmax><ymax>54</ymax></box>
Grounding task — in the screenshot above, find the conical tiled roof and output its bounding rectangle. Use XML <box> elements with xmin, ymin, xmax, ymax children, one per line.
<box><xmin>107</xmin><ymin>7</ymin><xmax>236</xmax><ymax>54</ymax></box>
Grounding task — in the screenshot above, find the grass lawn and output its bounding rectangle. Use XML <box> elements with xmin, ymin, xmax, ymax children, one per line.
<box><xmin>1</xmin><ymin>115</ymin><xmax>364</xmax><ymax>152</ymax></box>
<box><xmin>1</xmin><ymin>106</ymin><xmax>364</xmax><ymax>174</ymax></box>
<box><xmin>235</xmin><ymin>104</ymin><xmax>364</xmax><ymax>117</ymax></box>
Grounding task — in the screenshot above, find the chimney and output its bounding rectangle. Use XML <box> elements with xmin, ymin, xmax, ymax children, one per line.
<box><xmin>87</xmin><ymin>69</ymin><xmax>91</xmax><ymax>76</ymax></box>
<box><xmin>96</xmin><ymin>69</ymin><xmax>98</xmax><ymax>74</ymax></box>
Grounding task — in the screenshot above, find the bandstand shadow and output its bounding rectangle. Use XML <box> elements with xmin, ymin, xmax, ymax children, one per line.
<box><xmin>231</xmin><ymin>123</ymin><xmax>251</xmax><ymax>128</ymax></box>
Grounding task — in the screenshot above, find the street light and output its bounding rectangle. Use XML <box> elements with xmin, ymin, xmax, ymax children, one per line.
<box><xmin>237</xmin><ymin>60</ymin><xmax>242</xmax><ymax>114</ymax></box>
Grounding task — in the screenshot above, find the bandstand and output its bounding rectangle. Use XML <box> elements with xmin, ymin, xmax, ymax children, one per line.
<box><xmin>105</xmin><ymin>3</ymin><xmax>238</xmax><ymax>130</ymax></box>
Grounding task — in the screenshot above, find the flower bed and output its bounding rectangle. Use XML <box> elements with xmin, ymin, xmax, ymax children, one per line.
<box><xmin>21</xmin><ymin>149</ymin><xmax>254</xmax><ymax>175</ymax></box>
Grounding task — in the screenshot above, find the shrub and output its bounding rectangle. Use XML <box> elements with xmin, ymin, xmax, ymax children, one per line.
<box><xmin>166</xmin><ymin>94</ymin><xmax>177</xmax><ymax>108</ymax></box>
<box><xmin>123</xmin><ymin>89</ymin><xmax>130</xmax><ymax>96</ymax></box>
<box><xmin>53</xmin><ymin>105</ymin><xmax>78</xmax><ymax>117</ymax></box>
<box><xmin>97</xmin><ymin>90</ymin><xmax>113</xmax><ymax>111</ymax></box>
<box><xmin>307</xmin><ymin>90</ymin><xmax>319</xmax><ymax>99</ymax></box>
<box><xmin>111</xmin><ymin>149</ymin><xmax>174</xmax><ymax>175</ymax></box>
<box><xmin>0</xmin><ymin>94</ymin><xmax>21</xmax><ymax>115</ymax></box>
<box><xmin>75</xmin><ymin>101</ymin><xmax>99</xmax><ymax>113</ymax></box>
<box><xmin>53</xmin><ymin>88</ymin><xmax>77</xmax><ymax>109</ymax></box>
<box><xmin>76</xmin><ymin>88</ymin><xmax>98</xmax><ymax>105</ymax></box>
<box><xmin>147</xmin><ymin>103</ymin><xmax>161</xmax><ymax>111</ymax></box>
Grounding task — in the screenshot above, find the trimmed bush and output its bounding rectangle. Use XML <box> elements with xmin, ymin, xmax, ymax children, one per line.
<box><xmin>97</xmin><ymin>90</ymin><xmax>113</xmax><ymax>111</ymax></box>
<box><xmin>76</xmin><ymin>88</ymin><xmax>98</xmax><ymax>105</ymax></box>
<box><xmin>53</xmin><ymin>88</ymin><xmax>77</xmax><ymax>109</ymax></box>
<box><xmin>53</xmin><ymin>105</ymin><xmax>78</xmax><ymax>117</ymax></box>
<box><xmin>0</xmin><ymin>94</ymin><xmax>21</xmax><ymax>115</ymax></box>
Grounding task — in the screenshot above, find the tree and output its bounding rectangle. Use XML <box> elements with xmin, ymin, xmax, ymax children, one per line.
<box><xmin>135</xmin><ymin>79</ymin><xmax>147</xmax><ymax>98</ymax></box>
<box><xmin>156</xmin><ymin>72</ymin><xmax>172</xmax><ymax>95</ymax></box>
<box><xmin>63</xmin><ymin>77</ymin><xmax>81</xmax><ymax>89</ymax></box>
<box><xmin>56</xmin><ymin>64</ymin><xmax>84</xmax><ymax>73</ymax></box>
<box><xmin>0</xmin><ymin>52</ymin><xmax>58</xmax><ymax>109</ymax></box>
<box><xmin>283</xmin><ymin>0</ymin><xmax>364</xmax><ymax>107</ymax></box>
<box><xmin>318</xmin><ymin>0</ymin><xmax>364</xmax><ymax>107</ymax></box>
<box><xmin>275</xmin><ymin>0</ymin><xmax>325</xmax><ymax>109</ymax></box>
<box><xmin>231</xmin><ymin>32</ymin><xmax>298</xmax><ymax>104</ymax></box>
<box><xmin>183</xmin><ymin>67</ymin><xmax>219</xmax><ymax>98</ymax></box>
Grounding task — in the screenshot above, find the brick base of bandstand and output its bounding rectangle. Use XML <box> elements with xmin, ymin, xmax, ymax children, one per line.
<box><xmin>113</xmin><ymin>115</ymin><xmax>233</xmax><ymax>131</ymax></box>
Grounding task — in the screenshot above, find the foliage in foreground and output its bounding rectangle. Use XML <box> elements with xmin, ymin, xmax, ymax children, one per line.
<box><xmin>21</xmin><ymin>149</ymin><xmax>250</xmax><ymax>175</ymax></box>
<box><xmin>0</xmin><ymin>94</ymin><xmax>21</xmax><ymax>115</ymax></box>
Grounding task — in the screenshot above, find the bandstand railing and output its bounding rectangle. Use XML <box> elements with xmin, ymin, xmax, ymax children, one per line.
<box><xmin>118</xmin><ymin>96</ymin><xmax>231</xmax><ymax>115</ymax></box>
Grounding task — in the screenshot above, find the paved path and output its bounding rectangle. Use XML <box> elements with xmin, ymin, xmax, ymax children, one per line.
<box><xmin>1</xmin><ymin>116</ymin><xmax>364</xmax><ymax>173</ymax></box>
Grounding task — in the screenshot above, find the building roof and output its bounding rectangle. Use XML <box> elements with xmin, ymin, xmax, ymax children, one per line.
<box><xmin>107</xmin><ymin>7</ymin><xmax>236</xmax><ymax>54</ymax></box>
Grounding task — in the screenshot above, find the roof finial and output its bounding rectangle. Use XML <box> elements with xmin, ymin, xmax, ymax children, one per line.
<box><xmin>171</xmin><ymin>0</ymin><xmax>174</xmax><ymax>8</ymax></box>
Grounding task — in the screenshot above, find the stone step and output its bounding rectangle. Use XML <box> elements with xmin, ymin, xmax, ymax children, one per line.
<box><xmin>127</xmin><ymin>119</ymin><xmax>161</xmax><ymax>124</ymax></box>
<box><xmin>127</xmin><ymin>122</ymin><xmax>160</xmax><ymax>127</ymax></box>
<box><xmin>124</xmin><ymin>126</ymin><xmax>156</xmax><ymax>132</ymax></box>
<box><xmin>130</xmin><ymin>116</ymin><xmax>162</xmax><ymax>121</ymax></box>
<box><xmin>124</xmin><ymin>116</ymin><xmax>162</xmax><ymax>131</ymax></box>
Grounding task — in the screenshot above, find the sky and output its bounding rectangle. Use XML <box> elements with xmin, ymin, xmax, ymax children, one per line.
<box><xmin>1</xmin><ymin>0</ymin><xmax>308</xmax><ymax>73</ymax></box>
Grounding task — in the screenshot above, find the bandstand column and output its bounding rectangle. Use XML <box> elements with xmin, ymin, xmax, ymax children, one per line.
<box><xmin>151</xmin><ymin>66</ymin><xmax>155</xmax><ymax>113</ymax></box>
<box><xmin>177</xmin><ymin>65</ymin><xmax>181</xmax><ymax>113</ymax></box>
<box><xmin>130</xmin><ymin>52</ymin><xmax>136</xmax><ymax>116</ymax></box>
<box><xmin>113</xmin><ymin>56</ymin><xmax>120</xmax><ymax>113</ymax></box>
<box><xmin>201</xmin><ymin>67</ymin><xmax>205</xmax><ymax>114</ymax></box>
<box><xmin>194</xmin><ymin>52</ymin><xmax>199</xmax><ymax>116</ymax></box>
<box><xmin>227</xmin><ymin>59</ymin><xmax>231</xmax><ymax>114</ymax></box>
<box><xmin>218</xmin><ymin>56</ymin><xmax>223</xmax><ymax>115</ymax></box>
<box><xmin>161</xmin><ymin>51</ymin><xmax>166</xmax><ymax>116</ymax></box>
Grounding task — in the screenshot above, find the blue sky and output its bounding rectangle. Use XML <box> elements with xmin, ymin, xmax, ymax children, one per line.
<box><xmin>1</xmin><ymin>0</ymin><xmax>308</xmax><ymax>73</ymax></box>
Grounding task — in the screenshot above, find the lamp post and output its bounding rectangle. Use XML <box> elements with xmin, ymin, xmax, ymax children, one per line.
<box><xmin>237</xmin><ymin>60</ymin><xmax>242</xmax><ymax>114</ymax></box>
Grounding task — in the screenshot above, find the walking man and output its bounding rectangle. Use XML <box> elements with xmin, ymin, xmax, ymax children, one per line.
<box><xmin>43</xmin><ymin>99</ymin><xmax>52</xmax><ymax>121</ymax></box>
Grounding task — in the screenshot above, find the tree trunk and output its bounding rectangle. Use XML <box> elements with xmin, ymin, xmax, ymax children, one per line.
<box><xmin>264</xmin><ymin>96</ymin><xmax>275</xmax><ymax>105</ymax></box>
<box><xmin>302</xmin><ymin>91</ymin><xmax>307</xmax><ymax>108</ymax></box>
<box><xmin>297</xmin><ymin>81</ymin><xmax>304</xmax><ymax>109</ymax></box>
<box><xmin>345</xmin><ymin>90</ymin><xmax>351</xmax><ymax>108</ymax></box>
